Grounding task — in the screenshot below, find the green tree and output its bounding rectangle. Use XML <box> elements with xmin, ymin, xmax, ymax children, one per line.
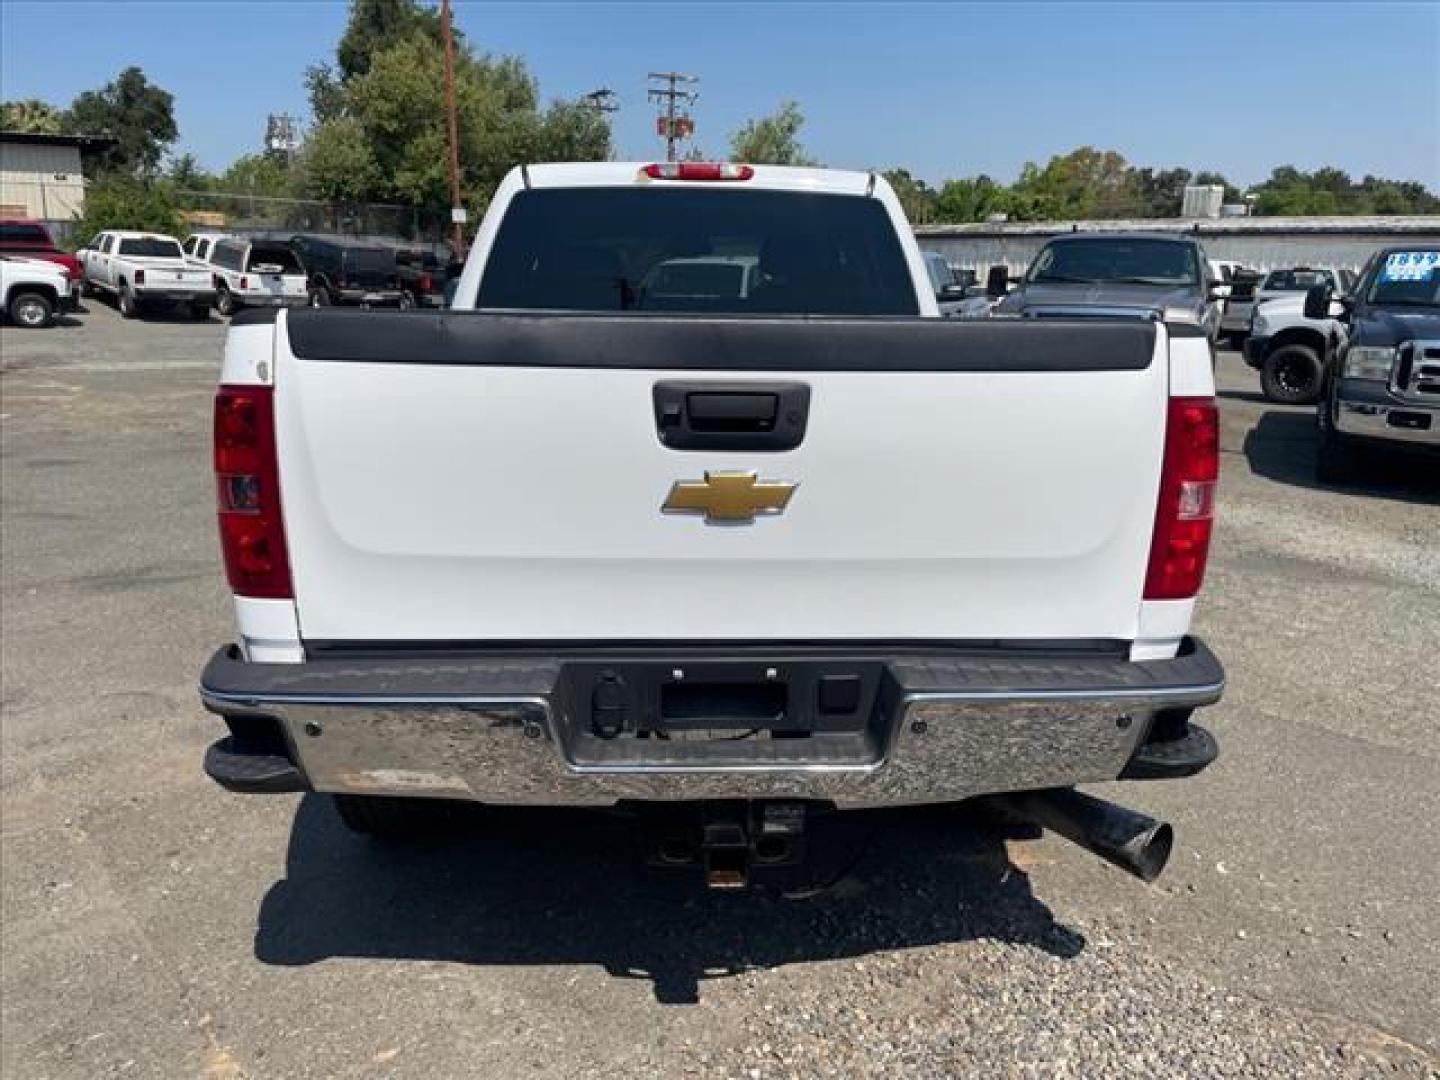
<box><xmin>220</xmin><ymin>152</ymin><xmax>292</xmax><ymax>197</ymax></box>
<box><xmin>337</xmin><ymin>0</ymin><xmax>444</xmax><ymax>80</ymax></box>
<box><xmin>882</xmin><ymin>169</ymin><xmax>937</xmax><ymax>225</ymax></box>
<box><xmin>304</xmin><ymin>0</ymin><xmax>446</xmax><ymax>123</ymax></box>
<box><xmin>1248</xmin><ymin>165</ymin><xmax>1440</xmax><ymax>216</ymax></box>
<box><xmin>729</xmin><ymin>101</ymin><xmax>817</xmax><ymax>166</ymax></box>
<box><xmin>539</xmin><ymin>100</ymin><xmax>613</xmax><ymax>163</ymax></box>
<box><xmin>300</xmin><ymin>1</ymin><xmax>613</xmax><ymax>216</ymax></box>
<box><xmin>305</xmin><ymin>64</ymin><xmax>349</xmax><ymax>124</ymax></box>
<box><xmin>1</xmin><ymin>98</ymin><xmax>64</xmax><ymax>134</ymax></box>
<box><xmin>65</xmin><ymin>66</ymin><xmax>178</xmax><ymax>177</ymax></box>
<box><xmin>1132</xmin><ymin>167</ymin><xmax>1192</xmax><ymax>217</ymax></box>
<box><xmin>67</xmin><ymin>175</ymin><xmax>181</xmax><ymax>247</ymax></box>
<box><xmin>167</xmin><ymin>153</ymin><xmax>213</xmax><ymax>191</ymax></box>
<box><xmin>1359</xmin><ymin>176</ymin><xmax>1440</xmax><ymax>215</ymax></box>
<box><xmin>935</xmin><ymin>174</ymin><xmax>1009</xmax><ymax>222</ymax></box>
<box><xmin>1010</xmin><ymin>147</ymin><xmax>1137</xmax><ymax>219</ymax></box>
<box><xmin>296</xmin><ymin>117</ymin><xmax>381</xmax><ymax>203</ymax></box>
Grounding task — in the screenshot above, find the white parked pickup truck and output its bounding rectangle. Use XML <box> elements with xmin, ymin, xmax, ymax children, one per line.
<box><xmin>200</xmin><ymin>235</ymin><xmax>310</xmax><ymax>317</ymax></box>
<box><xmin>1</xmin><ymin>254</ymin><xmax>74</xmax><ymax>328</ymax></box>
<box><xmin>199</xmin><ymin>162</ymin><xmax>1226</xmax><ymax>887</ymax></box>
<box><xmin>78</xmin><ymin>230</ymin><xmax>214</xmax><ymax>319</ymax></box>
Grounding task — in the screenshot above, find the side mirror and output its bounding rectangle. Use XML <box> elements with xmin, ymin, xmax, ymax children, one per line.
<box><xmin>1303</xmin><ymin>284</ymin><xmax>1331</xmax><ymax>320</ymax></box>
<box><xmin>985</xmin><ymin>264</ymin><xmax>1011</xmax><ymax>299</ymax></box>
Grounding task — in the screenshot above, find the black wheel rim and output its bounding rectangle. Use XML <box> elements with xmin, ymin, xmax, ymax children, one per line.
<box><xmin>1275</xmin><ymin>356</ymin><xmax>1314</xmax><ymax>394</ymax></box>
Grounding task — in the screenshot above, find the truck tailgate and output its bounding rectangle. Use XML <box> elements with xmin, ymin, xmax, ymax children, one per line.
<box><xmin>274</xmin><ymin>312</ymin><xmax>1167</xmax><ymax>644</ymax></box>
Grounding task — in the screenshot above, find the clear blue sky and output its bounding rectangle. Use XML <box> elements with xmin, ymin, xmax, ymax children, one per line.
<box><xmin>3</xmin><ymin>1</ymin><xmax>1437</xmax><ymax>190</ymax></box>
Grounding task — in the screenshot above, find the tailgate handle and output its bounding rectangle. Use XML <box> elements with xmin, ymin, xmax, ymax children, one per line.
<box><xmin>654</xmin><ymin>381</ymin><xmax>810</xmax><ymax>452</ymax></box>
<box><xmin>686</xmin><ymin>392</ymin><xmax>777</xmax><ymax>431</ymax></box>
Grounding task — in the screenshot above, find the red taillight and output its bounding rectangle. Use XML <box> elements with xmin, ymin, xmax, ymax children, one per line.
<box><xmin>419</xmin><ymin>273</ymin><xmax>433</xmax><ymax>292</ymax></box>
<box><xmin>214</xmin><ymin>386</ymin><xmax>292</xmax><ymax>599</ymax></box>
<box><xmin>642</xmin><ymin>162</ymin><xmax>755</xmax><ymax>181</ymax></box>
<box><xmin>1144</xmin><ymin>397</ymin><xmax>1218</xmax><ymax>600</ymax></box>
<box><xmin>239</xmin><ymin>275</ymin><xmax>249</xmax><ymax>290</ymax></box>
<box><xmin>134</xmin><ymin>268</ymin><xmax>145</xmax><ymax>285</ymax></box>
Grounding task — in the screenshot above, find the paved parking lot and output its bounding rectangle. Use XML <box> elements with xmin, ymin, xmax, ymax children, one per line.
<box><xmin>3</xmin><ymin>300</ymin><xmax>1438</xmax><ymax>1078</ymax></box>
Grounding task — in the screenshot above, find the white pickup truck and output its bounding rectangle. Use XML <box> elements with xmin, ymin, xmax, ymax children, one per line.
<box><xmin>1</xmin><ymin>254</ymin><xmax>74</xmax><ymax>328</ymax></box>
<box><xmin>199</xmin><ymin>162</ymin><xmax>1225</xmax><ymax>887</ymax></box>
<box><xmin>78</xmin><ymin>230</ymin><xmax>214</xmax><ymax>319</ymax></box>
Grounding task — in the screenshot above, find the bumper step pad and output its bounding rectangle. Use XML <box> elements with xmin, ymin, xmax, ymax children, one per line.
<box><xmin>204</xmin><ymin>736</ymin><xmax>306</xmax><ymax>794</ymax></box>
<box><xmin>1121</xmin><ymin>721</ymin><xmax>1219</xmax><ymax>780</ymax></box>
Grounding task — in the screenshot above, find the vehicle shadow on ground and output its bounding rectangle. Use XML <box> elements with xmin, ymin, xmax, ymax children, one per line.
<box><xmin>1243</xmin><ymin>409</ymin><xmax>1440</xmax><ymax>505</ymax></box>
<box><xmin>254</xmin><ymin>796</ymin><xmax>1084</xmax><ymax>1003</ymax></box>
<box><xmin>80</xmin><ymin>296</ymin><xmax>213</xmax><ymax>323</ymax></box>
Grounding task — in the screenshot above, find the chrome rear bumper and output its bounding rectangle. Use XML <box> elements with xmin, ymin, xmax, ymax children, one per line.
<box><xmin>200</xmin><ymin>639</ymin><xmax>1224</xmax><ymax>807</ymax></box>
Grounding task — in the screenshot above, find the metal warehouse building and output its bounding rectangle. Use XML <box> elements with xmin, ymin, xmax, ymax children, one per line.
<box><xmin>0</xmin><ymin>131</ymin><xmax>113</xmax><ymax>224</ymax></box>
<box><xmin>916</xmin><ymin>217</ymin><xmax>1440</xmax><ymax>277</ymax></box>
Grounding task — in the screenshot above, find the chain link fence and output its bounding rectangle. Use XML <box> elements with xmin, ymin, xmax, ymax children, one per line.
<box><xmin>2</xmin><ymin>178</ymin><xmax>448</xmax><ymax>248</ymax></box>
<box><xmin>174</xmin><ymin>190</ymin><xmax>447</xmax><ymax>245</ymax></box>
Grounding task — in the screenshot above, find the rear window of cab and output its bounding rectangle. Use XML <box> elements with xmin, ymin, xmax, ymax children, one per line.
<box><xmin>118</xmin><ymin>237</ymin><xmax>183</xmax><ymax>258</ymax></box>
<box><xmin>0</xmin><ymin>222</ymin><xmax>51</xmax><ymax>244</ymax></box>
<box><xmin>477</xmin><ymin>187</ymin><xmax>918</xmax><ymax>316</ymax></box>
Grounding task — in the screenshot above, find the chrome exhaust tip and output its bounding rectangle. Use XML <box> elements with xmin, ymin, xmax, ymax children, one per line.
<box><xmin>1001</xmin><ymin>788</ymin><xmax>1174</xmax><ymax>883</ymax></box>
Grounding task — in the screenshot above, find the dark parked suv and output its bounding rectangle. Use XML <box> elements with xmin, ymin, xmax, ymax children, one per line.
<box><xmin>393</xmin><ymin>246</ymin><xmax>450</xmax><ymax>308</ymax></box>
<box><xmin>290</xmin><ymin>234</ymin><xmax>406</xmax><ymax>308</ymax></box>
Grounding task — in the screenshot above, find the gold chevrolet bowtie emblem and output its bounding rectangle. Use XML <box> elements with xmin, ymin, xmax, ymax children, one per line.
<box><xmin>662</xmin><ymin>471</ymin><xmax>798</xmax><ymax>524</ymax></box>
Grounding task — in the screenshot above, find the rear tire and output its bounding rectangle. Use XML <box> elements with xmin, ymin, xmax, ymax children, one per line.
<box><xmin>117</xmin><ymin>284</ymin><xmax>138</xmax><ymax>319</ymax></box>
<box><xmin>332</xmin><ymin>794</ymin><xmax>473</xmax><ymax>841</ymax></box>
<box><xmin>1261</xmin><ymin>344</ymin><xmax>1323</xmax><ymax>405</ymax></box>
<box><xmin>7</xmin><ymin>290</ymin><xmax>55</xmax><ymax>328</ymax></box>
<box><xmin>215</xmin><ymin>286</ymin><xmax>236</xmax><ymax>318</ymax></box>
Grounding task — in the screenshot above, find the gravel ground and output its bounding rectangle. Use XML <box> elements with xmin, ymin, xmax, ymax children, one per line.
<box><xmin>2</xmin><ymin>302</ymin><xmax>1437</xmax><ymax>1079</ymax></box>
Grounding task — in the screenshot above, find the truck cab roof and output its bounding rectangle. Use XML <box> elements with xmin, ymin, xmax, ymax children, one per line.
<box><xmin>520</xmin><ymin>161</ymin><xmax>877</xmax><ymax>197</ymax></box>
<box><xmin>105</xmin><ymin>229</ymin><xmax>182</xmax><ymax>241</ymax></box>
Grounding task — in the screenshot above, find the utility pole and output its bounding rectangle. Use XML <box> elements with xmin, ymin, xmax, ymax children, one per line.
<box><xmin>647</xmin><ymin>71</ymin><xmax>698</xmax><ymax>162</ymax></box>
<box><xmin>580</xmin><ymin>88</ymin><xmax>619</xmax><ymax>115</ymax></box>
<box><xmin>441</xmin><ymin>0</ymin><xmax>465</xmax><ymax>257</ymax></box>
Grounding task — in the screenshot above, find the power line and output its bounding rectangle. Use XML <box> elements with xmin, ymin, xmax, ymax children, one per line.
<box><xmin>646</xmin><ymin>71</ymin><xmax>698</xmax><ymax>162</ymax></box>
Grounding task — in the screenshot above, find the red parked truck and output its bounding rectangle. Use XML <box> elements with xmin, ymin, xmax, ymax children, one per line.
<box><xmin>0</xmin><ymin>219</ymin><xmax>82</xmax><ymax>282</ymax></box>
